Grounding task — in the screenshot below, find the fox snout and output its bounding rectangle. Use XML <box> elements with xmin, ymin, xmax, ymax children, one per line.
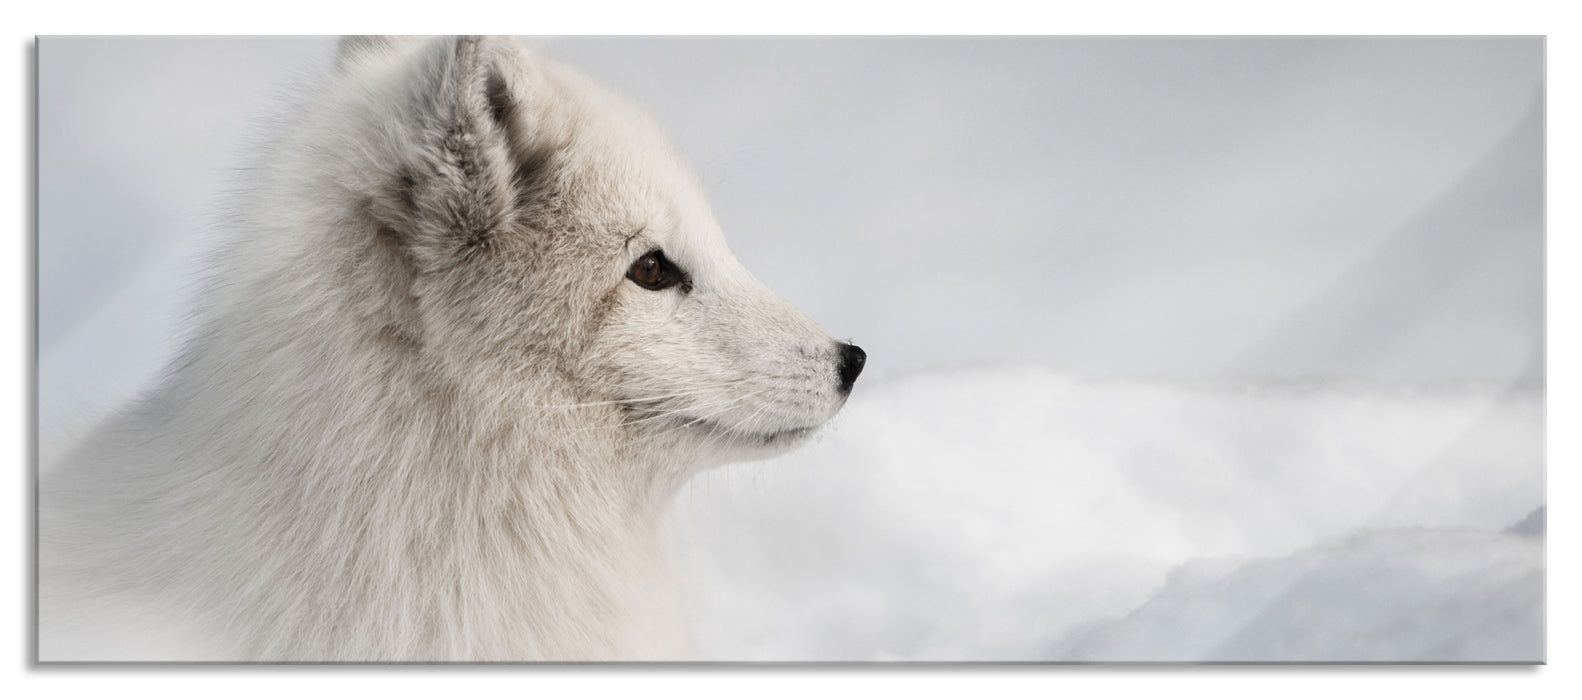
<box><xmin>837</xmin><ymin>342</ymin><xmax>866</xmax><ymax>393</ymax></box>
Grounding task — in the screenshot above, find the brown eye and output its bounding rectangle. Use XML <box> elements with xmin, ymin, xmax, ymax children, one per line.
<box><xmin>627</xmin><ymin>249</ymin><xmax>689</xmax><ymax>292</ymax></box>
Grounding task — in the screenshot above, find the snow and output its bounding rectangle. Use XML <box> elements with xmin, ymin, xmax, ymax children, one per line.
<box><xmin>674</xmin><ymin>367</ymin><xmax>1544</xmax><ymax>661</ymax></box>
<box><xmin>1058</xmin><ymin>528</ymin><xmax>1542</xmax><ymax>662</ymax></box>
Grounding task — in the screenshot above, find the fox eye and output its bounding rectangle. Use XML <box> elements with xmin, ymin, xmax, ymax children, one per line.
<box><xmin>627</xmin><ymin>249</ymin><xmax>688</xmax><ymax>292</ymax></box>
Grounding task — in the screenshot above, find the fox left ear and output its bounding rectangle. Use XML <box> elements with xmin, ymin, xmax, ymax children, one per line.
<box><xmin>365</xmin><ymin>36</ymin><xmax>548</xmax><ymax>271</ymax></box>
<box><xmin>334</xmin><ymin>35</ymin><xmax>394</xmax><ymax>71</ymax></box>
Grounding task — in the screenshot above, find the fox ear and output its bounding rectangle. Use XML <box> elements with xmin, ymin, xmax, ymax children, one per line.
<box><xmin>447</xmin><ymin>35</ymin><xmax>532</xmax><ymax>150</ymax></box>
<box><xmin>334</xmin><ymin>35</ymin><xmax>393</xmax><ymax>70</ymax></box>
<box><xmin>392</xmin><ymin>35</ymin><xmax>532</xmax><ymax>152</ymax></box>
<box><xmin>366</xmin><ymin>36</ymin><xmax>548</xmax><ymax>269</ymax></box>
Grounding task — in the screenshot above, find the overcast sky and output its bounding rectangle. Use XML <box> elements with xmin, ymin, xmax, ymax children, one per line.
<box><xmin>37</xmin><ymin>36</ymin><xmax>1543</xmax><ymax>437</ymax></box>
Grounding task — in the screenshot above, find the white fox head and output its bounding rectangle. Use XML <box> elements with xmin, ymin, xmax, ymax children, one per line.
<box><xmin>41</xmin><ymin>36</ymin><xmax>867</xmax><ymax>662</ymax></box>
<box><xmin>272</xmin><ymin>36</ymin><xmax>866</xmax><ymax>473</ymax></box>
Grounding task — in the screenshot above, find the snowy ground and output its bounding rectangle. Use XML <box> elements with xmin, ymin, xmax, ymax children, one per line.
<box><xmin>674</xmin><ymin>368</ymin><xmax>1544</xmax><ymax>661</ymax></box>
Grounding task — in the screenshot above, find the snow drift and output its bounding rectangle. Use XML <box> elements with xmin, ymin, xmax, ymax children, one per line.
<box><xmin>673</xmin><ymin>366</ymin><xmax>1544</xmax><ymax>662</ymax></box>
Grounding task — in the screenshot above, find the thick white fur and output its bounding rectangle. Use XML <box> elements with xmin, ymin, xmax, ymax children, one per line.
<box><xmin>39</xmin><ymin>36</ymin><xmax>854</xmax><ymax>662</ymax></box>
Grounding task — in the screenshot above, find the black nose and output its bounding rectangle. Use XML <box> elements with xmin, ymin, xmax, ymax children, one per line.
<box><xmin>837</xmin><ymin>343</ymin><xmax>866</xmax><ymax>393</ymax></box>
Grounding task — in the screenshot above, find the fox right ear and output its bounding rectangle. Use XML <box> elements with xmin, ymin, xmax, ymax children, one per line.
<box><xmin>360</xmin><ymin>36</ymin><xmax>552</xmax><ymax>272</ymax></box>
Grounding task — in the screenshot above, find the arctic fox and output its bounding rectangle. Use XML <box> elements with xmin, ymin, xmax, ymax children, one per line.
<box><xmin>39</xmin><ymin>36</ymin><xmax>866</xmax><ymax>662</ymax></box>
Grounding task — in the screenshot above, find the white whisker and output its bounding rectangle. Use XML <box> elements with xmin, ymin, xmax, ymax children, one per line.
<box><xmin>530</xmin><ymin>379</ymin><xmax>753</xmax><ymax>411</ymax></box>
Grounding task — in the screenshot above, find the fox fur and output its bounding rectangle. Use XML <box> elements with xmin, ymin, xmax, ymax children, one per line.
<box><xmin>39</xmin><ymin>35</ymin><xmax>862</xmax><ymax>662</ymax></box>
